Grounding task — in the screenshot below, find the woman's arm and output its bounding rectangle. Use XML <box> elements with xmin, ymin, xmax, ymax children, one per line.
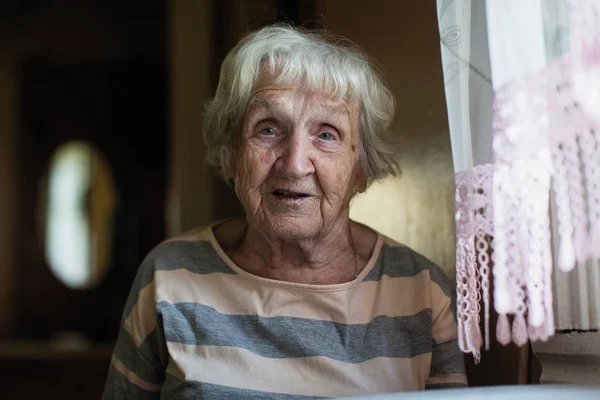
<box><xmin>426</xmin><ymin>268</ymin><xmax>468</xmax><ymax>389</ymax></box>
<box><xmin>102</xmin><ymin>251</ymin><xmax>168</xmax><ymax>399</ymax></box>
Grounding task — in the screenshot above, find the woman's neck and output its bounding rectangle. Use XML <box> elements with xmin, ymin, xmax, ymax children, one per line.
<box><xmin>218</xmin><ymin>217</ymin><xmax>372</xmax><ymax>285</ymax></box>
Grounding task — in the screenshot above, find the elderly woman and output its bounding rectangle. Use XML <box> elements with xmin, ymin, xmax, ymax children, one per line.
<box><xmin>103</xmin><ymin>25</ymin><xmax>466</xmax><ymax>399</ymax></box>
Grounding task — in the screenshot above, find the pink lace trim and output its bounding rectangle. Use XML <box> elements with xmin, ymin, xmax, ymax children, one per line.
<box><xmin>455</xmin><ymin>165</ymin><xmax>493</xmax><ymax>362</ymax></box>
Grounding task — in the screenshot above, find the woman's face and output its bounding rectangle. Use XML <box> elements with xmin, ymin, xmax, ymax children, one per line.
<box><xmin>232</xmin><ymin>83</ymin><xmax>364</xmax><ymax>240</ymax></box>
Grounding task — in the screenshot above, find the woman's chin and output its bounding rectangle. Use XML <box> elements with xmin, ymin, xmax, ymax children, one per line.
<box><xmin>258</xmin><ymin>215</ymin><xmax>322</xmax><ymax>241</ymax></box>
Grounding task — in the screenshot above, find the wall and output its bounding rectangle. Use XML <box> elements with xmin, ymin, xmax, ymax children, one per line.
<box><xmin>533</xmin><ymin>332</ymin><xmax>600</xmax><ymax>384</ymax></box>
<box><xmin>168</xmin><ymin>0</ymin><xmax>215</xmax><ymax>235</ymax></box>
<box><xmin>316</xmin><ymin>0</ymin><xmax>456</xmax><ymax>277</ymax></box>
<box><xmin>0</xmin><ymin>55</ymin><xmax>18</xmax><ymax>337</ymax></box>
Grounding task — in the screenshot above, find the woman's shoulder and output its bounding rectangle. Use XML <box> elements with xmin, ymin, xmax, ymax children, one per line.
<box><xmin>368</xmin><ymin>232</ymin><xmax>453</xmax><ymax>294</ymax></box>
<box><xmin>138</xmin><ymin>222</ymin><xmax>234</xmax><ymax>276</ymax></box>
<box><xmin>166</xmin><ymin>222</ymin><xmax>216</xmax><ymax>243</ymax></box>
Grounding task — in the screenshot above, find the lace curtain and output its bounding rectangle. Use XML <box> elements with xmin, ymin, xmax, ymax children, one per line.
<box><xmin>437</xmin><ymin>0</ymin><xmax>600</xmax><ymax>362</ymax></box>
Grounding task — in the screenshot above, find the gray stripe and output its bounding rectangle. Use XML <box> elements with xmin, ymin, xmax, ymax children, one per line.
<box><xmin>122</xmin><ymin>240</ymin><xmax>235</xmax><ymax>320</ymax></box>
<box><xmin>162</xmin><ymin>374</ymin><xmax>328</xmax><ymax>400</ymax></box>
<box><xmin>151</xmin><ymin>240</ymin><xmax>236</xmax><ymax>275</ymax></box>
<box><xmin>365</xmin><ymin>244</ymin><xmax>453</xmax><ymax>298</ymax></box>
<box><xmin>101</xmin><ymin>365</ymin><xmax>161</xmax><ymax>400</ymax></box>
<box><xmin>430</xmin><ymin>340</ymin><xmax>466</xmax><ymax>376</ymax></box>
<box><xmin>112</xmin><ymin>327</ymin><xmax>166</xmax><ymax>384</ymax></box>
<box><xmin>158</xmin><ymin>302</ymin><xmax>432</xmax><ymax>363</ymax></box>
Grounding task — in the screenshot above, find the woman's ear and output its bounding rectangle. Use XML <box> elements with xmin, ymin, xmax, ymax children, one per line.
<box><xmin>354</xmin><ymin>168</ymin><xmax>368</xmax><ymax>194</ymax></box>
<box><xmin>357</xmin><ymin>179</ymin><xmax>367</xmax><ymax>194</ymax></box>
<box><xmin>224</xmin><ymin>153</ymin><xmax>237</xmax><ymax>183</ymax></box>
<box><xmin>225</xmin><ymin>167</ymin><xmax>236</xmax><ymax>188</ymax></box>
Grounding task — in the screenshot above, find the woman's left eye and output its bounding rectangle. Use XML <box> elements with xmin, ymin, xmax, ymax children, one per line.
<box><xmin>317</xmin><ymin>131</ymin><xmax>335</xmax><ymax>141</ymax></box>
<box><xmin>258</xmin><ymin>127</ymin><xmax>277</xmax><ymax>136</ymax></box>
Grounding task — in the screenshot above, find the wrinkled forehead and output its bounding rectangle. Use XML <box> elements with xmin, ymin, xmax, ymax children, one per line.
<box><xmin>249</xmin><ymin>88</ymin><xmax>354</xmax><ymax>117</ymax></box>
<box><xmin>253</xmin><ymin>61</ymin><xmax>360</xmax><ymax>101</ymax></box>
<box><xmin>248</xmin><ymin>71</ymin><xmax>360</xmax><ymax>120</ymax></box>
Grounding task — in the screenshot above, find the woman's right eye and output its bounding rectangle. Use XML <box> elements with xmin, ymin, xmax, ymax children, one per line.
<box><xmin>258</xmin><ymin>127</ymin><xmax>277</xmax><ymax>136</ymax></box>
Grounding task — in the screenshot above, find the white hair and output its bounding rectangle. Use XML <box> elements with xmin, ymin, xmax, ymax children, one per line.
<box><xmin>203</xmin><ymin>24</ymin><xmax>401</xmax><ymax>185</ymax></box>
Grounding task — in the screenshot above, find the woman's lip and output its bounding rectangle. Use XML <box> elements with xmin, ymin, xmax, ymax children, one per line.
<box><xmin>272</xmin><ymin>189</ymin><xmax>311</xmax><ymax>197</ymax></box>
<box><xmin>271</xmin><ymin>195</ymin><xmax>311</xmax><ymax>203</ymax></box>
<box><xmin>270</xmin><ymin>191</ymin><xmax>312</xmax><ymax>202</ymax></box>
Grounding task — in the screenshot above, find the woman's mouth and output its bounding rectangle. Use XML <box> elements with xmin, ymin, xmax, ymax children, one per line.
<box><xmin>272</xmin><ymin>189</ymin><xmax>310</xmax><ymax>200</ymax></box>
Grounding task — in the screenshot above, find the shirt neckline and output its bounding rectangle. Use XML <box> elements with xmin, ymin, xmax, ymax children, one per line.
<box><xmin>206</xmin><ymin>220</ymin><xmax>384</xmax><ymax>293</ymax></box>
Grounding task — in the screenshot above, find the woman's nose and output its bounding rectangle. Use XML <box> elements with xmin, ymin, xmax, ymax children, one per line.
<box><xmin>275</xmin><ymin>133</ymin><xmax>315</xmax><ymax>180</ymax></box>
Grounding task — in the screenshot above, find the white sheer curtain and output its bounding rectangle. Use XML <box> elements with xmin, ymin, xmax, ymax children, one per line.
<box><xmin>437</xmin><ymin>0</ymin><xmax>600</xmax><ymax>362</ymax></box>
<box><xmin>437</xmin><ymin>0</ymin><xmax>494</xmax><ymax>362</ymax></box>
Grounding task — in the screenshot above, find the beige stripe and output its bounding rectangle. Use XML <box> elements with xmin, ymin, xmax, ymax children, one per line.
<box><xmin>155</xmin><ymin>269</ymin><xmax>434</xmax><ymax>323</ymax></box>
<box><xmin>430</xmin><ymin>280</ymin><xmax>458</xmax><ymax>344</ymax></box>
<box><xmin>426</xmin><ymin>373</ymin><xmax>468</xmax><ymax>385</ymax></box>
<box><xmin>166</xmin><ymin>343</ymin><xmax>431</xmax><ymax>397</ymax></box>
<box><xmin>111</xmin><ymin>355</ymin><xmax>161</xmax><ymax>392</ymax></box>
<box><xmin>124</xmin><ymin>280</ymin><xmax>157</xmax><ymax>347</ymax></box>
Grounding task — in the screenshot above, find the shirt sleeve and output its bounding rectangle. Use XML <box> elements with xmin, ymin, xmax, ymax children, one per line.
<box><xmin>102</xmin><ymin>252</ymin><xmax>168</xmax><ymax>399</ymax></box>
<box><xmin>425</xmin><ymin>268</ymin><xmax>468</xmax><ymax>390</ymax></box>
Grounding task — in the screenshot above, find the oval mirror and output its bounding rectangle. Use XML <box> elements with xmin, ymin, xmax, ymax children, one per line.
<box><xmin>42</xmin><ymin>141</ymin><xmax>119</xmax><ymax>289</ymax></box>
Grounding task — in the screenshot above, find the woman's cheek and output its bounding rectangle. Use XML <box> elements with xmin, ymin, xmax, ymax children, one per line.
<box><xmin>336</xmin><ymin>171</ymin><xmax>344</xmax><ymax>186</ymax></box>
<box><xmin>237</xmin><ymin>150</ymin><xmax>271</xmax><ymax>193</ymax></box>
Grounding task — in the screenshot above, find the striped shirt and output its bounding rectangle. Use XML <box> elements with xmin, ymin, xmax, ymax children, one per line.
<box><xmin>102</xmin><ymin>223</ymin><xmax>466</xmax><ymax>399</ymax></box>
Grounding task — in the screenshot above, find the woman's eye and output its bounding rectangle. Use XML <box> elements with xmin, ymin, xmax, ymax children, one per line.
<box><xmin>318</xmin><ymin>131</ymin><xmax>335</xmax><ymax>141</ymax></box>
<box><xmin>258</xmin><ymin>127</ymin><xmax>276</xmax><ymax>136</ymax></box>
